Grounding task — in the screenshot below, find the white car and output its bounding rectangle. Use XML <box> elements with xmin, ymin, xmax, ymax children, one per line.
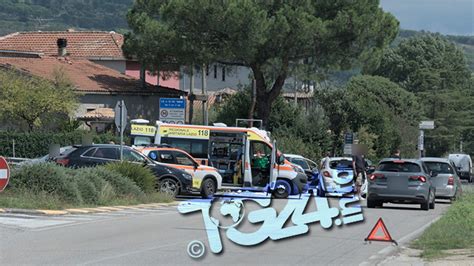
<box><xmin>284</xmin><ymin>154</ymin><xmax>318</xmax><ymax>177</ymax></box>
<box><xmin>318</xmin><ymin>157</ymin><xmax>356</xmax><ymax>196</ymax></box>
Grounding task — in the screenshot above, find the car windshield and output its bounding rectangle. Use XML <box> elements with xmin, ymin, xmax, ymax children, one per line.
<box><xmin>291</xmin><ymin>158</ymin><xmax>309</xmax><ymax>170</ymax></box>
<box><xmin>377</xmin><ymin>161</ymin><xmax>421</xmax><ymax>172</ymax></box>
<box><xmin>329</xmin><ymin>159</ymin><xmax>352</xmax><ymax>169</ymax></box>
<box><xmin>425</xmin><ymin>162</ymin><xmax>453</xmax><ymax>174</ymax></box>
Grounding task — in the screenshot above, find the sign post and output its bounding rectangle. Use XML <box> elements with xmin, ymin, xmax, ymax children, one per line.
<box><xmin>159</xmin><ymin>98</ymin><xmax>186</xmax><ymax>124</ymax></box>
<box><xmin>0</xmin><ymin>157</ymin><xmax>10</xmax><ymax>192</ymax></box>
<box><xmin>115</xmin><ymin>100</ymin><xmax>127</xmax><ymax>161</ymax></box>
<box><xmin>418</xmin><ymin>121</ymin><xmax>434</xmax><ymax>158</ymax></box>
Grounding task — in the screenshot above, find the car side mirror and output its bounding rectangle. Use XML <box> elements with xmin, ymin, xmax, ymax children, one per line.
<box><xmin>430</xmin><ymin>171</ymin><xmax>438</xmax><ymax>178</ymax></box>
<box><xmin>201</xmin><ymin>159</ymin><xmax>207</xmax><ymax>165</ymax></box>
<box><xmin>278</xmin><ymin>154</ymin><xmax>285</xmax><ymax>165</ymax></box>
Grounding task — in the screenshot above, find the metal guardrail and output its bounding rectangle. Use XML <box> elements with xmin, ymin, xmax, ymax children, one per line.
<box><xmin>5</xmin><ymin>157</ymin><xmax>32</xmax><ymax>166</ymax></box>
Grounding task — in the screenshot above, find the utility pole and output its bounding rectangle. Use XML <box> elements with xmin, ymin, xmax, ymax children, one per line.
<box><xmin>201</xmin><ymin>64</ymin><xmax>208</xmax><ymax>125</ymax></box>
<box><xmin>248</xmin><ymin>79</ymin><xmax>257</xmax><ymax>128</ymax></box>
<box><xmin>188</xmin><ymin>66</ymin><xmax>194</xmax><ymax>124</ymax></box>
<box><xmin>293</xmin><ymin>79</ymin><xmax>298</xmax><ymax>106</ymax></box>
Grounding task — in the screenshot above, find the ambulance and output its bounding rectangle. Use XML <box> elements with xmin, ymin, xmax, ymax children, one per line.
<box><xmin>131</xmin><ymin>121</ymin><xmax>308</xmax><ymax>198</ymax></box>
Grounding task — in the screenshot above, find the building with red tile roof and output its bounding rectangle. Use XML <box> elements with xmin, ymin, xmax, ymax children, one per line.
<box><xmin>0</xmin><ymin>30</ymin><xmax>124</xmax><ymax>59</ymax></box>
<box><xmin>0</xmin><ymin>54</ymin><xmax>185</xmax><ymax>131</ymax></box>
<box><xmin>0</xmin><ymin>30</ymin><xmax>180</xmax><ymax>89</ymax></box>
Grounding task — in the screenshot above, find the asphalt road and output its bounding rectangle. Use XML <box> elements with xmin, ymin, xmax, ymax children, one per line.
<box><xmin>0</xmin><ymin>183</ymin><xmax>471</xmax><ymax>266</ymax></box>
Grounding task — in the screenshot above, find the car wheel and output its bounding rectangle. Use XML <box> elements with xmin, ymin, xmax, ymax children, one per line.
<box><xmin>367</xmin><ymin>199</ymin><xmax>376</xmax><ymax>208</ymax></box>
<box><xmin>272</xmin><ymin>180</ymin><xmax>291</xmax><ymax>199</ymax></box>
<box><xmin>201</xmin><ymin>178</ymin><xmax>216</xmax><ymax>199</ymax></box>
<box><xmin>376</xmin><ymin>201</ymin><xmax>383</xmax><ymax>207</ymax></box>
<box><xmin>421</xmin><ymin>193</ymin><xmax>430</xmax><ymax>211</ymax></box>
<box><xmin>429</xmin><ymin>196</ymin><xmax>435</xmax><ymax>209</ymax></box>
<box><xmin>158</xmin><ymin>178</ymin><xmax>180</xmax><ymax>197</ymax></box>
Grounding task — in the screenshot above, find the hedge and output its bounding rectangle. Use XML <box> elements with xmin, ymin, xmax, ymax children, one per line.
<box><xmin>0</xmin><ymin>131</ymin><xmax>128</xmax><ymax>158</ymax></box>
<box><xmin>9</xmin><ymin>163</ymin><xmax>146</xmax><ymax>205</ymax></box>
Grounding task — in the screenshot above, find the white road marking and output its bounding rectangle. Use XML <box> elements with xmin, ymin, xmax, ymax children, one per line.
<box><xmin>0</xmin><ymin>169</ymin><xmax>8</xmax><ymax>179</ymax></box>
<box><xmin>0</xmin><ymin>217</ymin><xmax>73</xmax><ymax>229</ymax></box>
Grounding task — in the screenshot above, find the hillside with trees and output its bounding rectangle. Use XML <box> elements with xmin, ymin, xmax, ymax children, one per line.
<box><xmin>0</xmin><ymin>0</ymin><xmax>132</xmax><ymax>35</ymax></box>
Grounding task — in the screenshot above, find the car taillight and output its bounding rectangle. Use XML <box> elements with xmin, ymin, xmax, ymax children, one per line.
<box><xmin>410</xmin><ymin>175</ymin><xmax>426</xmax><ymax>182</ymax></box>
<box><xmin>447</xmin><ymin>176</ymin><xmax>454</xmax><ymax>185</ymax></box>
<box><xmin>323</xmin><ymin>171</ymin><xmax>331</xmax><ymax>178</ymax></box>
<box><xmin>56</xmin><ymin>158</ymin><xmax>69</xmax><ymax>166</ymax></box>
<box><xmin>369</xmin><ymin>173</ymin><xmax>384</xmax><ymax>180</ymax></box>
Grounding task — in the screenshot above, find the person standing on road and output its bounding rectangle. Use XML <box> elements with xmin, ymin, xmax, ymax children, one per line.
<box><xmin>391</xmin><ymin>149</ymin><xmax>401</xmax><ymax>159</ymax></box>
<box><xmin>320</xmin><ymin>152</ymin><xmax>331</xmax><ymax>169</ymax></box>
<box><xmin>352</xmin><ymin>149</ymin><xmax>366</xmax><ymax>198</ymax></box>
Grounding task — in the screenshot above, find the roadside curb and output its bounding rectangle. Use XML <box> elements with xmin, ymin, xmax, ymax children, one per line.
<box><xmin>0</xmin><ymin>201</ymin><xmax>179</xmax><ymax>216</ymax></box>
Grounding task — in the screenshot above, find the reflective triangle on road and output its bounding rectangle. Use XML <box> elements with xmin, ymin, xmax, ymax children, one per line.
<box><xmin>365</xmin><ymin>217</ymin><xmax>397</xmax><ymax>244</ymax></box>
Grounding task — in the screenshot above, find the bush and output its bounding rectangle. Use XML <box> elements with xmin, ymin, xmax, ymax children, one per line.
<box><xmin>0</xmin><ymin>131</ymin><xmax>128</xmax><ymax>158</ymax></box>
<box><xmin>93</xmin><ymin>166</ymin><xmax>143</xmax><ymax>197</ymax></box>
<box><xmin>105</xmin><ymin>162</ymin><xmax>156</xmax><ymax>193</ymax></box>
<box><xmin>10</xmin><ymin>163</ymin><xmax>82</xmax><ymax>204</ymax></box>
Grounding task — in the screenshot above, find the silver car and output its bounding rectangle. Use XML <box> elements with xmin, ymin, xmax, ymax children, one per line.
<box><xmin>421</xmin><ymin>157</ymin><xmax>462</xmax><ymax>201</ymax></box>
<box><xmin>367</xmin><ymin>159</ymin><xmax>436</xmax><ymax>211</ymax></box>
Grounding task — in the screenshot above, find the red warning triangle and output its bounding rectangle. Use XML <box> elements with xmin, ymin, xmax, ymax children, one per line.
<box><xmin>365</xmin><ymin>218</ymin><xmax>397</xmax><ymax>244</ymax></box>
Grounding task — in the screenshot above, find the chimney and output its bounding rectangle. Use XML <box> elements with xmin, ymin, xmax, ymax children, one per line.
<box><xmin>57</xmin><ymin>38</ymin><xmax>68</xmax><ymax>57</ymax></box>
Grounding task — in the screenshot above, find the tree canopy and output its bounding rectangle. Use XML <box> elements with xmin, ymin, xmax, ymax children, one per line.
<box><xmin>372</xmin><ymin>34</ymin><xmax>473</xmax><ymax>156</ymax></box>
<box><xmin>125</xmin><ymin>0</ymin><xmax>399</xmax><ymax>127</ymax></box>
<box><xmin>0</xmin><ymin>67</ymin><xmax>78</xmax><ymax>131</ymax></box>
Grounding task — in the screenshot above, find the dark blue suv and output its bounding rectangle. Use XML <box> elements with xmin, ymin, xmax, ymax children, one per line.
<box><xmin>54</xmin><ymin>144</ymin><xmax>192</xmax><ymax>197</ymax></box>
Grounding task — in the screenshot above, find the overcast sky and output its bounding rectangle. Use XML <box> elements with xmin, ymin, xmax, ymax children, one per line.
<box><xmin>380</xmin><ymin>0</ymin><xmax>474</xmax><ymax>35</ymax></box>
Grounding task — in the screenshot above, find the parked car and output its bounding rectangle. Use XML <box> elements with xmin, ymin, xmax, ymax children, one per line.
<box><xmin>53</xmin><ymin>144</ymin><xmax>192</xmax><ymax>197</ymax></box>
<box><xmin>421</xmin><ymin>157</ymin><xmax>462</xmax><ymax>200</ymax></box>
<box><xmin>421</xmin><ymin>158</ymin><xmax>462</xmax><ymax>201</ymax></box>
<box><xmin>367</xmin><ymin>159</ymin><xmax>436</xmax><ymax>210</ymax></box>
<box><xmin>317</xmin><ymin>157</ymin><xmax>355</xmax><ymax>197</ymax></box>
<box><xmin>284</xmin><ymin>154</ymin><xmax>319</xmax><ymax>180</ymax></box>
<box><xmin>18</xmin><ymin>146</ymin><xmax>74</xmax><ymax>166</ymax></box>
<box><xmin>448</xmin><ymin>154</ymin><xmax>473</xmax><ymax>183</ymax></box>
<box><xmin>137</xmin><ymin>145</ymin><xmax>222</xmax><ymax>198</ymax></box>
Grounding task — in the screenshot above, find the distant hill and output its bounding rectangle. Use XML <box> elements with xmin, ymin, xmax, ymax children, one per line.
<box><xmin>0</xmin><ymin>0</ymin><xmax>132</xmax><ymax>35</ymax></box>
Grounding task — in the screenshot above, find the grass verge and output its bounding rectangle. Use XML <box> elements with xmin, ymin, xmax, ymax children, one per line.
<box><xmin>411</xmin><ymin>185</ymin><xmax>474</xmax><ymax>259</ymax></box>
<box><xmin>0</xmin><ymin>189</ymin><xmax>174</xmax><ymax>210</ymax></box>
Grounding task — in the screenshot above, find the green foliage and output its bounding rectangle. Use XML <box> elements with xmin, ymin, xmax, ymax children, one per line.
<box><xmin>0</xmin><ymin>68</ymin><xmax>79</xmax><ymax>131</ymax></box>
<box><xmin>313</xmin><ymin>87</ymin><xmax>352</xmax><ymax>155</ymax></box>
<box><xmin>10</xmin><ymin>163</ymin><xmax>82</xmax><ymax>203</ymax></box>
<box><xmin>372</xmin><ymin>34</ymin><xmax>474</xmax><ymax>156</ymax></box>
<box><xmin>396</xmin><ymin>30</ymin><xmax>474</xmax><ymax>72</ymax></box>
<box><xmin>0</xmin><ymin>131</ymin><xmax>125</xmax><ymax>158</ymax></box>
<box><xmin>126</xmin><ymin>0</ymin><xmax>398</xmax><ymax>126</ymax></box>
<box><xmin>93</xmin><ymin>166</ymin><xmax>143</xmax><ymax>197</ymax></box>
<box><xmin>72</xmin><ymin>167</ymin><xmax>119</xmax><ymax>204</ymax></box>
<box><xmin>6</xmin><ymin>163</ymin><xmax>156</xmax><ymax>207</ymax></box>
<box><xmin>411</xmin><ymin>187</ymin><xmax>474</xmax><ymax>258</ymax></box>
<box><xmin>346</xmin><ymin>75</ymin><xmax>420</xmax><ymax>158</ymax></box>
<box><xmin>105</xmin><ymin>162</ymin><xmax>156</xmax><ymax>193</ymax></box>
